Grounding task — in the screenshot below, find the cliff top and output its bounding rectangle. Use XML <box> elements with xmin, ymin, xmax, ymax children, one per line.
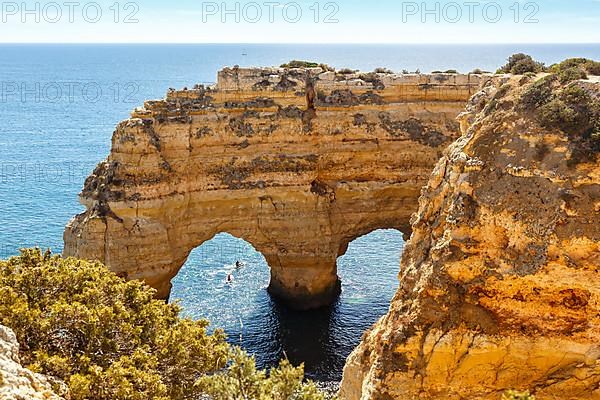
<box><xmin>130</xmin><ymin>66</ymin><xmax>491</xmax><ymax>119</ymax></box>
<box><xmin>216</xmin><ymin>65</ymin><xmax>488</xmax><ymax>92</ymax></box>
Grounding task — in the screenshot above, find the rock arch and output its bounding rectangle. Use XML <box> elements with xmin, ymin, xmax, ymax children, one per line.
<box><xmin>64</xmin><ymin>67</ymin><xmax>483</xmax><ymax>309</ymax></box>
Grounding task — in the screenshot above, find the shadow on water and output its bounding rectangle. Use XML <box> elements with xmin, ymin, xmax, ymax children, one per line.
<box><xmin>271</xmin><ymin>300</ymin><xmax>338</xmax><ymax>380</ymax></box>
<box><xmin>171</xmin><ymin>230</ymin><xmax>403</xmax><ymax>382</ymax></box>
<box><xmin>237</xmin><ymin>294</ymin><xmax>352</xmax><ymax>381</ymax></box>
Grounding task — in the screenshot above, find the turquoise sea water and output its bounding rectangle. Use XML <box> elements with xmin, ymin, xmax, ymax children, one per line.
<box><xmin>1</xmin><ymin>44</ymin><xmax>599</xmax><ymax>382</ymax></box>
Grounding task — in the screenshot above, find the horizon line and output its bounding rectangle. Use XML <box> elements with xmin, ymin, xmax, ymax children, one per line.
<box><xmin>1</xmin><ymin>42</ymin><xmax>600</xmax><ymax>45</ymax></box>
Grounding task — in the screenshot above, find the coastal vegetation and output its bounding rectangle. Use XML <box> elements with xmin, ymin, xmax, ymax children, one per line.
<box><xmin>280</xmin><ymin>60</ymin><xmax>320</xmax><ymax>68</ymax></box>
<box><xmin>497</xmin><ymin>53</ymin><xmax>545</xmax><ymax>74</ymax></box>
<box><xmin>280</xmin><ymin>60</ymin><xmax>334</xmax><ymax>71</ymax></box>
<box><xmin>431</xmin><ymin>69</ymin><xmax>459</xmax><ymax>74</ymax></box>
<box><xmin>550</xmin><ymin>57</ymin><xmax>600</xmax><ymax>76</ymax></box>
<box><xmin>520</xmin><ymin>73</ymin><xmax>600</xmax><ymax>165</ymax></box>
<box><xmin>497</xmin><ymin>53</ymin><xmax>600</xmax><ymax>81</ymax></box>
<box><xmin>337</xmin><ymin>68</ymin><xmax>358</xmax><ymax>75</ymax></box>
<box><xmin>0</xmin><ymin>249</ymin><xmax>326</xmax><ymax>400</ymax></box>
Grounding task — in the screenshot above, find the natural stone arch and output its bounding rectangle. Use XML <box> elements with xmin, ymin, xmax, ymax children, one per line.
<box><xmin>336</xmin><ymin>223</ymin><xmax>410</xmax><ymax>263</ymax></box>
<box><xmin>64</xmin><ymin>66</ymin><xmax>483</xmax><ymax>309</ymax></box>
<box><xmin>66</xmin><ymin>188</ymin><xmax>414</xmax><ymax>309</ymax></box>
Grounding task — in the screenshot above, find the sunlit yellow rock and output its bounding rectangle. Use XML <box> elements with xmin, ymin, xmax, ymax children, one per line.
<box><xmin>63</xmin><ymin>67</ymin><xmax>483</xmax><ymax>309</ymax></box>
<box><xmin>340</xmin><ymin>75</ymin><xmax>600</xmax><ymax>399</ymax></box>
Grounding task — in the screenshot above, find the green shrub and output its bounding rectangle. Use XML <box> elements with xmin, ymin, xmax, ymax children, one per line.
<box><xmin>520</xmin><ymin>75</ymin><xmax>557</xmax><ymax>110</ymax></box>
<box><xmin>374</xmin><ymin>67</ymin><xmax>393</xmax><ymax>74</ymax></box>
<box><xmin>338</xmin><ymin>68</ymin><xmax>357</xmax><ymax>75</ymax></box>
<box><xmin>550</xmin><ymin>58</ymin><xmax>588</xmax><ymax>71</ymax></box>
<box><xmin>280</xmin><ymin>60</ymin><xmax>320</xmax><ymax>69</ymax></box>
<box><xmin>431</xmin><ymin>69</ymin><xmax>458</xmax><ymax>74</ymax></box>
<box><xmin>526</xmin><ymin>78</ymin><xmax>600</xmax><ymax>165</ymax></box>
<box><xmin>0</xmin><ymin>249</ymin><xmax>325</xmax><ymax>400</ymax></box>
<box><xmin>199</xmin><ymin>347</ymin><xmax>325</xmax><ymax>400</ymax></box>
<box><xmin>557</xmin><ymin>84</ymin><xmax>597</xmax><ymax>134</ymax></box>
<box><xmin>585</xmin><ymin>60</ymin><xmax>600</xmax><ymax>75</ymax></box>
<box><xmin>498</xmin><ymin>53</ymin><xmax>545</xmax><ymax>74</ymax></box>
<box><xmin>557</xmin><ymin>67</ymin><xmax>588</xmax><ymax>83</ymax></box>
<box><xmin>537</xmin><ymin>98</ymin><xmax>579</xmax><ymax>131</ymax></box>
<box><xmin>536</xmin><ymin>83</ymin><xmax>595</xmax><ymax>135</ymax></box>
<box><xmin>560</xmin><ymin>83</ymin><xmax>592</xmax><ymax>105</ymax></box>
<box><xmin>550</xmin><ymin>58</ymin><xmax>600</xmax><ymax>76</ymax></box>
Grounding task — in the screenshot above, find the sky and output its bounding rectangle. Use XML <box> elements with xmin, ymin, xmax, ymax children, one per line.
<box><xmin>0</xmin><ymin>0</ymin><xmax>599</xmax><ymax>43</ymax></box>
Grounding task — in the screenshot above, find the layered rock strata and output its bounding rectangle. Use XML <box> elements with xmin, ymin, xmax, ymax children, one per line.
<box><xmin>64</xmin><ymin>67</ymin><xmax>483</xmax><ymax>309</ymax></box>
<box><xmin>340</xmin><ymin>74</ymin><xmax>600</xmax><ymax>399</ymax></box>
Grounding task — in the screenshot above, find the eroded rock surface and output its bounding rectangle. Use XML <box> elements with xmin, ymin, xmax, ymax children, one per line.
<box><xmin>64</xmin><ymin>66</ymin><xmax>483</xmax><ymax>309</ymax></box>
<box><xmin>0</xmin><ymin>325</ymin><xmax>65</xmax><ymax>400</ymax></box>
<box><xmin>340</xmin><ymin>75</ymin><xmax>600</xmax><ymax>398</ymax></box>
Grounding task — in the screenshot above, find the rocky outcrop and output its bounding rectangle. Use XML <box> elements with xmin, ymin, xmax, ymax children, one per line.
<box><xmin>64</xmin><ymin>67</ymin><xmax>483</xmax><ymax>309</ymax></box>
<box><xmin>0</xmin><ymin>325</ymin><xmax>65</xmax><ymax>400</ymax></box>
<box><xmin>340</xmin><ymin>74</ymin><xmax>600</xmax><ymax>399</ymax></box>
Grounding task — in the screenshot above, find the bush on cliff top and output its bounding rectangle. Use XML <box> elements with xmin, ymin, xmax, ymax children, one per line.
<box><xmin>280</xmin><ymin>60</ymin><xmax>333</xmax><ymax>72</ymax></box>
<box><xmin>280</xmin><ymin>60</ymin><xmax>319</xmax><ymax>68</ymax></box>
<box><xmin>520</xmin><ymin>74</ymin><xmax>600</xmax><ymax>165</ymax></box>
<box><xmin>557</xmin><ymin>67</ymin><xmax>588</xmax><ymax>83</ymax></box>
<box><xmin>550</xmin><ymin>58</ymin><xmax>600</xmax><ymax>76</ymax></box>
<box><xmin>0</xmin><ymin>248</ymin><xmax>326</xmax><ymax>400</ymax></box>
<box><xmin>520</xmin><ymin>74</ymin><xmax>557</xmax><ymax>109</ymax></box>
<box><xmin>373</xmin><ymin>67</ymin><xmax>394</xmax><ymax>74</ymax></box>
<box><xmin>497</xmin><ymin>53</ymin><xmax>545</xmax><ymax>74</ymax></box>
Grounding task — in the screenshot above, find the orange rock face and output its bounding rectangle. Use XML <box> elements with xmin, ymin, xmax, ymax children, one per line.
<box><xmin>63</xmin><ymin>67</ymin><xmax>482</xmax><ymax>309</ymax></box>
<box><xmin>340</xmin><ymin>75</ymin><xmax>600</xmax><ymax>399</ymax></box>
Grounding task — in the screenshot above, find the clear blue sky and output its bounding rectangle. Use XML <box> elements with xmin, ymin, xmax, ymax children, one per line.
<box><xmin>1</xmin><ymin>0</ymin><xmax>599</xmax><ymax>43</ymax></box>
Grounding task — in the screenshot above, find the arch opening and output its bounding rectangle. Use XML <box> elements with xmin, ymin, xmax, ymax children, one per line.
<box><xmin>169</xmin><ymin>229</ymin><xmax>405</xmax><ymax>383</ymax></box>
<box><xmin>170</xmin><ymin>232</ymin><xmax>271</xmax><ymax>334</ymax></box>
<box><xmin>309</xmin><ymin>228</ymin><xmax>405</xmax><ymax>380</ymax></box>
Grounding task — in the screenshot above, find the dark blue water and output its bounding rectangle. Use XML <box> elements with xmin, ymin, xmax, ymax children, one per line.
<box><xmin>172</xmin><ymin>230</ymin><xmax>403</xmax><ymax>381</ymax></box>
<box><xmin>1</xmin><ymin>44</ymin><xmax>599</xmax><ymax>382</ymax></box>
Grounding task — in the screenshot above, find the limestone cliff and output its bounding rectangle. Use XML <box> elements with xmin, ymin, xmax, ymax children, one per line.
<box><xmin>340</xmin><ymin>74</ymin><xmax>600</xmax><ymax>399</ymax></box>
<box><xmin>64</xmin><ymin>67</ymin><xmax>483</xmax><ymax>309</ymax></box>
<box><xmin>0</xmin><ymin>325</ymin><xmax>65</xmax><ymax>400</ymax></box>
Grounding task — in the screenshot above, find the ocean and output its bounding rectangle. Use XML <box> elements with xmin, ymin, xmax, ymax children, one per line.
<box><xmin>1</xmin><ymin>43</ymin><xmax>599</xmax><ymax>382</ymax></box>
